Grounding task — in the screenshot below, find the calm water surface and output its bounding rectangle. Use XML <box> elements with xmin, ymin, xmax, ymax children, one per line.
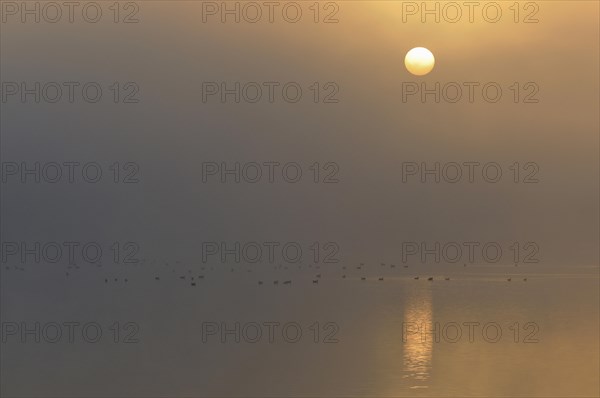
<box><xmin>2</xmin><ymin>264</ymin><xmax>598</xmax><ymax>397</ymax></box>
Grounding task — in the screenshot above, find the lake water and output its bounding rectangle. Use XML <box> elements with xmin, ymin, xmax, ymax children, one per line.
<box><xmin>2</xmin><ymin>263</ymin><xmax>598</xmax><ymax>397</ymax></box>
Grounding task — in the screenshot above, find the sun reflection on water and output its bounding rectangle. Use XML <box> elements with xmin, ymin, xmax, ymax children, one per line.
<box><xmin>402</xmin><ymin>286</ymin><xmax>433</xmax><ymax>390</ymax></box>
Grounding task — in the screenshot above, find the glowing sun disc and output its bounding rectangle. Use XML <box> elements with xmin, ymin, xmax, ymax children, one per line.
<box><xmin>405</xmin><ymin>47</ymin><xmax>435</xmax><ymax>76</ymax></box>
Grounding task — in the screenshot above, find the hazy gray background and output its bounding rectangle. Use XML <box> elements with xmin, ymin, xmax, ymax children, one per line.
<box><xmin>1</xmin><ymin>1</ymin><xmax>598</xmax><ymax>396</ymax></box>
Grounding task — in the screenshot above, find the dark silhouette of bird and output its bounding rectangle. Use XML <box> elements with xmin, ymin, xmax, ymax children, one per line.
<box><xmin>312</xmin><ymin>280</ymin><xmax>319</xmax><ymax>284</ymax></box>
<box><xmin>361</xmin><ymin>277</ymin><xmax>366</xmax><ymax>281</ymax></box>
<box><xmin>258</xmin><ymin>281</ymin><xmax>263</xmax><ymax>285</ymax></box>
<box><xmin>445</xmin><ymin>277</ymin><xmax>450</xmax><ymax>281</ymax></box>
<box><xmin>523</xmin><ymin>278</ymin><xmax>527</xmax><ymax>282</ymax></box>
<box><xmin>316</xmin><ymin>273</ymin><xmax>321</xmax><ymax>278</ymax></box>
<box><xmin>273</xmin><ymin>280</ymin><xmax>279</xmax><ymax>285</ymax></box>
<box><xmin>414</xmin><ymin>276</ymin><xmax>419</xmax><ymax>280</ymax></box>
<box><xmin>507</xmin><ymin>278</ymin><xmax>512</xmax><ymax>282</ymax></box>
<box><xmin>283</xmin><ymin>280</ymin><xmax>291</xmax><ymax>285</ymax></box>
<box><xmin>155</xmin><ymin>276</ymin><xmax>160</xmax><ymax>280</ymax></box>
<box><xmin>427</xmin><ymin>277</ymin><xmax>433</xmax><ymax>281</ymax></box>
<box><xmin>404</xmin><ymin>265</ymin><xmax>409</xmax><ymax>268</ymax></box>
<box><xmin>378</xmin><ymin>277</ymin><xmax>384</xmax><ymax>281</ymax></box>
<box><xmin>191</xmin><ymin>282</ymin><xmax>196</xmax><ymax>287</ymax></box>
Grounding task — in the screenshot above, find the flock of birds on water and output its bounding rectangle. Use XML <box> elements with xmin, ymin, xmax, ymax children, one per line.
<box><xmin>4</xmin><ymin>259</ymin><xmax>529</xmax><ymax>286</ymax></box>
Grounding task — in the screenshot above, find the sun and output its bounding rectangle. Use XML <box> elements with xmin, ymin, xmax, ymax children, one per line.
<box><xmin>405</xmin><ymin>47</ymin><xmax>435</xmax><ymax>76</ymax></box>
